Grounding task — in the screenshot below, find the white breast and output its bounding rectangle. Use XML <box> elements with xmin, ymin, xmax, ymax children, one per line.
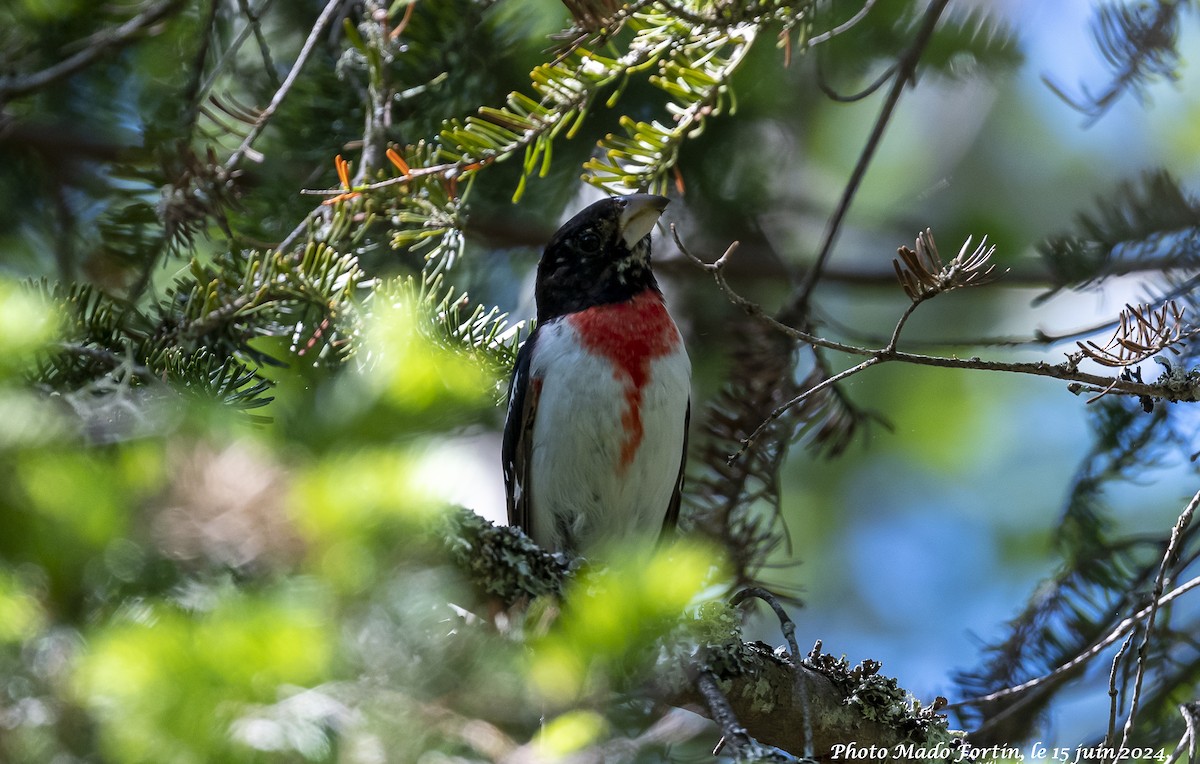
<box><xmin>526</xmin><ymin>319</ymin><xmax>691</xmax><ymax>552</ymax></box>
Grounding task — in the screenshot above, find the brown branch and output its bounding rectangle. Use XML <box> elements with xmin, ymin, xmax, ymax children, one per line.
<box><xmin>728</xmin><ymin>586</ymin><xmax>812</xmax><ymax>757</ymax></box>
<box><xmin>695</xmin><ymin>669</ymin><xmax>757</xmax><ymax>757</ymax></box>
<box><xmin>672</xmin><ymin>644</ymin><xmax>921</xmax><ymax>757</ymax></box>
<box><xmin>1164</xmin><ymin>704</ymin><xmax>1200</xmax><ymax>764</ymax></box>
<box><xmin>675</xmin><ymin>228</ymin><xmax>1200</xmax><ymax>458</ymax></box>
<box><xmin>730</xmin><ymin>586</ymin><xmax>801</xmax><ymax>659</ymax></box>
<box><xmin>238</xmin><ymin>0</ymin><xmax>283</xmax><ymax>90</ymax></box>
<box><xmin>1105</xmin><ymin>633</ymin><xmax>1135</xmax><ymax>745</ymax></box>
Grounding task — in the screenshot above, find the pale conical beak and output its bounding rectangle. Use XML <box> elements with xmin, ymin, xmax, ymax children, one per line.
<box><xmin>617</xmin><ymin>194</ymin><xmax>669</xmax><ymax>249</ymax></box>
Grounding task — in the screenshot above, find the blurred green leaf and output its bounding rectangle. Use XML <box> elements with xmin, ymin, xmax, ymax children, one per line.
<box><xmin>0</xmin><ymin>279</ymin><xmax>58</xmax><ymax>377</ymax></box>
<box><xmin>0</xmin><ymin>568</ymin><xmax>45</xmax><ymax>643</ymax></box>
<box><xmin>536</xmin><ymin>710</ymin><xmax>608</xmax><ymax>758</ymax></box>
<box><xmin>530</xmin><ymin>539</ymin><xmax>724</xmax><ymax>704</ymax></box>
<box><xmin>75</xmin><ymin>584</ymin><xmax>334</xmax><ymax>764</ymax></box>
<box><xmin>15</xmin><ymin>454</ymin><xmax>119</xmax><ymax>549</ymax></box>
<box><xmin>290</xmin><ymin>447</ymin><xmax>442</xmax><ymax>593</ymax></box>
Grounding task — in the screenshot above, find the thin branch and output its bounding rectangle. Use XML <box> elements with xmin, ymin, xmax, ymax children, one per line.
<box><xmin>1115</xmin><ymin>487</ymin><xmax>1200</xmax><ymax>751</ymax></box>
<box><xmin>738</xmin><ymin>357</ymin><xmax>879</xmax><ymax>458</ymax></box>
<box><xmin>178</xmin><ymin>0</ymin><xmax>221</xmax><ymax>137</ymax></box>
<box><xmin>730</xmin><ymin>587</ymin><xmax>801</xmax><ymax>660</ymax></box>
<box><xmin>672</xmin><ymin>227</ymin><xmax>864</xmax><ymax>356</ymax></box>
<box><xmin>729</xmin><ymin>587</ymin><xmax>811</xmax><ymax>758</ymax></box>
<box><xmin>881</xmin><ymin>348</ymin><xmax>1185</xmax><ymax>398</ymax></box>
<box><xmin>1105</xmin><ymin>633</ymin><xmax>1135</xmax><ymax>745</ymax></box>
<box><xmin>817</xmin><ymin>60</ymin><xmax>898</xmax><ymax>102</ymax></box>
<box><xmin>238</xmin><ymin>0</ymin><xmax>283</xmax><ymax>90</ymax></box>
<box><xmin>696</xmin><ymin>669</ymin><xmax>757</xmax><ymax>758</ymax></box>
<box><xmin>886</xmin><ymin>299</ymin><xmax>924</xmax><ymax>352</ymax></box>
<box><xmin>298</xmin><ymin>158</ymin><xmax>476</xmax><ymax>196</ymax></box>
<box><xmin>785</xmin><ymin>0</ymin><xmax>953</xmax><ymax>323</ymax></box>
<box><xmin>225</xmin><ymin>0</ymin><xmax>346</xmax><ymax>172</ymax></box>
<box><xmin>0</xmin><ymin>0</ymin><xmax>187</xmax><ymax>100</ymax></box>
<box><xmin>808</xmin><ymin>0</ymin><xmax>879</xmax><ymax>46</ymax></box>
<box><xmin>1161</xmin><ymin>703</ymin><xmax>1199</xmax><ymax>764</ymax></box>
<box><xmin>197</xmin><ymin>0</ymin><xmax>281</xmax><ymax>103</ymax></box>
<box><xmin>808</xmin><ymin>298</ymin><xmax>1181</xmax><ymax>357</ymax></box>
<box><xmin>676</xmin><ymin>229</ymin><xmax>1200</xmax><ymax>447</ymax></box>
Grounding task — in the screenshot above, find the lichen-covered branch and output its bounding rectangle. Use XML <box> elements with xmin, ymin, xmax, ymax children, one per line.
<box><xmin>438</xmin><ymin>507</ymin><xmax>962</xmax><ymax>760</ymax></box>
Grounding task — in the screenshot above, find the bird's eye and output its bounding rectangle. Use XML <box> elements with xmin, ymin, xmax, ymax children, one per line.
<box><xmin>576</xmin><ymin>230</ymin><xmax>602</xmax><ymax>253</ymax></box>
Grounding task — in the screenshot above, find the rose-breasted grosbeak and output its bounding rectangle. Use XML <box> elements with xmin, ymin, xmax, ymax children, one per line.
<box><xmin>503</xmin><ymin>194</ymin><xmax>691</xmax><ymax>554</ymax></box>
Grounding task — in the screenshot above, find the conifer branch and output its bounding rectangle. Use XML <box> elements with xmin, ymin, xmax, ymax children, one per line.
<box><xmin>31</xmin><ymin>239</ymin><xmax>366</xmax><ymax>435</ymax></box>
<box><xmin>1043</xmin><ymin>0</ymin><xmax>1185</xmax><ymax>123</ymax></box>
<box><xmin>380</xmin><ymin>275</ymin><xmax>522</xmax><ymax>384</ymax></box>
<box><xmin>950</xmin><ymin>572</ymin><xmax>1200</xmax><ymax>715</ymax></box>
<box><xmin>1039</xmin><ymin>170</ymin><xmax>1200</xmax><ymax>296</ymax></box>
<box><xmin>583</xmin><ymin>17</ymin><xmax>760</xmax><ymax>194</ymax></box>
<box><xmin>1074</xmin><ymin>301</ymin><xmax>1189</xmax><ymax>369</ymax></box>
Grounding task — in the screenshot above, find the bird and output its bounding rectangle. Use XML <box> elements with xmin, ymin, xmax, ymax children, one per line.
<box><xmin>502</xmin><ymin>194</ymin><xmax>691</xmax><ymax>555</ymax></box>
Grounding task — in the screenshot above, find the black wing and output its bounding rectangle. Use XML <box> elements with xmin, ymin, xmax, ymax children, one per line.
<box><xmin>660</xmin><ymin>397</ymin><xmax>691</xmax><ymax>538</ymax></box>
<box><xmin>502</xmin><ymin>328</ymin><xmax>540</xmax><ymax>535</ymax></box>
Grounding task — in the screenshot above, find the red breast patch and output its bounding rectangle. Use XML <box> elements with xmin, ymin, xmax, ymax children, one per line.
<box><xmin>567</xmin><ymin>289</ymin><xmax>682</xmax><ymax>470</ymax></box>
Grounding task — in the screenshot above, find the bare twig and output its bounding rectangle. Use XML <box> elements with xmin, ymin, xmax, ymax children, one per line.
<box><xmin>1105</xmin><ymin>633</ymin><xmax>1135</xmax><ymax>745</ymax></box>
<box><xmin>672</xmin><ymin>227</ymin><xmax>862</xmax><ymax>357</ymax></box>
<box><xmin>1076</xmin><ymin>300</ymin><xmax>1187</xmax><ymax>368</ymax></box>
<box><xmin>730</xmin><ymin>587</ymin><xmax>801</xmax><ymax>660</ymax></box>
<box><xmin>808</xmin><ymin>0</ymin><xmax>879</xmax><ymax>46</ymax></box>
<box><xmin>196</xmin><ymin>0</ymin><xmax>281</xmax><ymax>103</ymax></box>
<box><xmin>738</xmin><ymin>357</ymin><xmax>879</xmax><ymax>458</ymax></box>
<box><xmin>237</xmin><ymin>0</ymin><xmax>283</xmax><ymax>90</ymax></box>
<box><xmin>729</xmin><ymin>587</ymin><xmax>812</xmax><ymax>759</ymax></box>
<box><xmin>696</xmin><ymin>669</ymin><xmax>757</xmax><ymax>758</ymax></box>
<box><xmin>808</xmin><ymin>295</ymin><xmax>1185</xmax><ymax>357</ymax></box>
<box><xmin>817</xmin><ymin>59</ymin><xmax>898</xmax><ymax>102</ymax></box>
<box><xmin>676</xmin><ymin>228</ymin><xmax>1200</xmax><ymax>454</ymax></box>
<box><xmin>178</xmin><ymin>0</ymin><xmax>221</xmax><ymax>136</ymax></box>
<box><xmin>1161</xmin><ymin>702</ymin><xmax>1199</xmax><ymax>764</ymax></box>
<box><xmin>786</xmin><ymin>0</ymin><xmax>953</xmax><ymax>323</ymax></box>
